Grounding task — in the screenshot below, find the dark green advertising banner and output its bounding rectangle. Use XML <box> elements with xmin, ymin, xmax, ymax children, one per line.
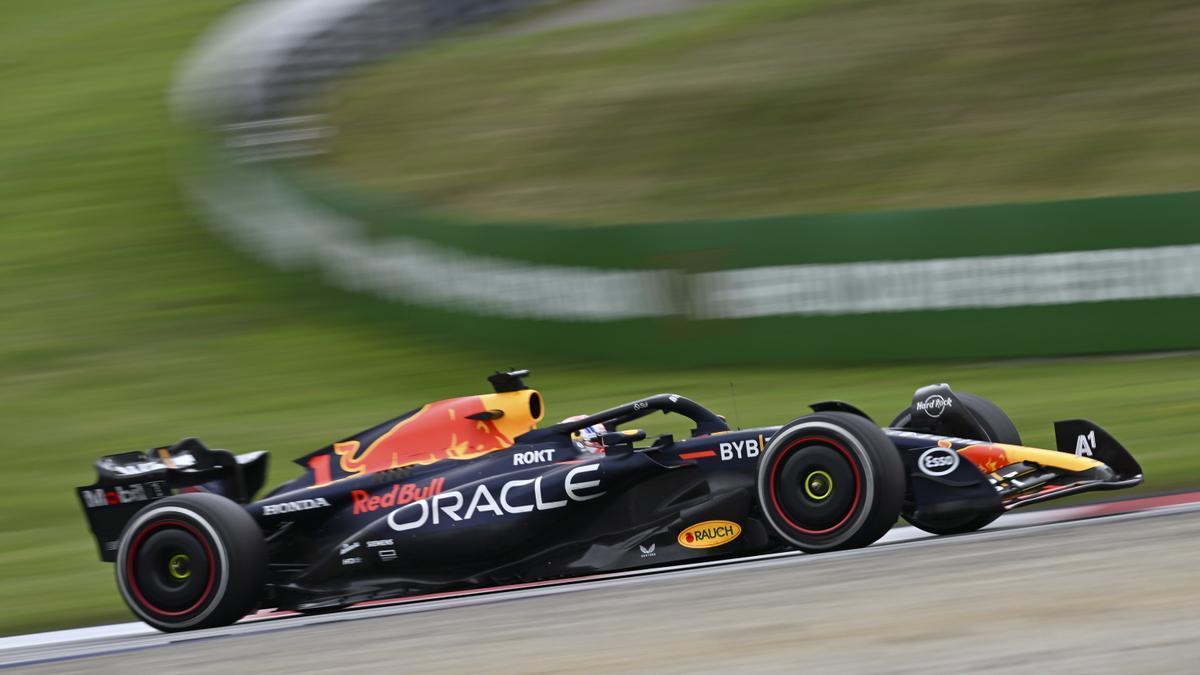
<box><xmin>186</xmin><ymin>156</ymin><xmax>1200</xmax><ymax>365</ymax></box>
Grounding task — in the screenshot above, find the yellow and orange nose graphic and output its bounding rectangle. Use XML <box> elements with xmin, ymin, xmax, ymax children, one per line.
<box><xmin>959</xmin><ymin>442</ymin><xmax>1104</xmax><ymax>475</ymax></box>
<box><xmin>959</xmin><ymin>444</ymin><xmax>1010</xmax><ymax>474</ymax></box>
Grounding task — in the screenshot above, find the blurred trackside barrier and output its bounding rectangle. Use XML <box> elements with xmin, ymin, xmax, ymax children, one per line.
<box><xmin>172</xmin><ymin>0</ymin><xmax>548</xmax><ymax>125</ymax></box>
<box><xmin>174</xmin><ymin>0</ymin><xmax>1200</xmax><ymax>365</ymax></box>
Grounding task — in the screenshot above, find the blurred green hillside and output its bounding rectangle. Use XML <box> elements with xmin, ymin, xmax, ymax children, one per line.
<box><xmin>323</xmin><ymin>0</ymin><xmax>1200</xmax><ymax>223</ymax></box>
<box><xmin>2</xmin><ymin>0</ymin><xmax>1199</xmax><ymax>637</ymax></box>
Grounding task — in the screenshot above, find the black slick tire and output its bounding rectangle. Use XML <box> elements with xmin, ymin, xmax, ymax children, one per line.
<box><xmin>890</xmin><ymin>392</ymin><xmax>1021</xmax><ymax>445</ymax></box>
<box><xmin>115</xmin><ymin>492</ymin><xmax>266</xmax><ymax>632</ymax></box>
<box><xmin>891</xmin><ymin>391</ymin><xmax>1018</xmax><ymax>535</ymax></box>
<box><xmin>756</xmin><ymin>412</ymin><xmax>904</xmax><ymax>553</ymax></box>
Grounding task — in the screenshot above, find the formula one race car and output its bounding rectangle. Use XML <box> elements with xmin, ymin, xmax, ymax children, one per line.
<box><xmin>76</xmin><ymin>370</ymin><xmax>1143</xmax><ymax>631</ymax></box>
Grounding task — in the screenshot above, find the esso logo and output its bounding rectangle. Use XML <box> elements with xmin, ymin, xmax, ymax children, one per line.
<box><xmin>917</xmin><ymin>447</ymin><xmax>960</xmax><ymax>476</ymax></box>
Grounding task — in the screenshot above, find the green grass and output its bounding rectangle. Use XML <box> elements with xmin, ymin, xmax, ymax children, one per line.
<box><xmin>3</xmin><ymin>0</ymin><xmax>1200</xmax><ymax>638</ymax></box>
<box><xmin>321</xmin><ymin>0</ymin><xmax>1200</xmax><ymax>223</ymax></box>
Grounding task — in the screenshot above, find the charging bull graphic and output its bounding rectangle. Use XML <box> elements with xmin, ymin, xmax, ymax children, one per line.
<box><xmin>300</xmin><ymin>389</ymin><xmax>545</xmax><ymax>486</ymax></box>
<box><xmin>335</xmin><ymin>397</ymin><xmax>515</xmax><ymax>474</ymax></box>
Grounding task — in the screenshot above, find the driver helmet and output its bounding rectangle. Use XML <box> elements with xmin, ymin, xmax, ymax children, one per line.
<box><xmin>560</xmin><ymin>415</ymin><xmax>607</xmax><ymax>454</ymax></box>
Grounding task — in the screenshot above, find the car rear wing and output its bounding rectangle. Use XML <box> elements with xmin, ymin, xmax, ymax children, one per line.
<box><xmin>75</xmin><ymin>437</ymin><xmax>268</xmax><ymax>561</ymax></box>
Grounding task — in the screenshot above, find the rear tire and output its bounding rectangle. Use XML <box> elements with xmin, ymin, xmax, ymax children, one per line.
<box><xmin>891</xmin><ymin>391</ymin><xmax>1016</xmax><ymax>535</ymax></box>
<box><xmin>116</xmin><ymin>493</ymin><xmax>266</xmax><ymax>632</ymax></box>
<box><xmin>756</xmin><ymin>412</ymin><xmax>904</xmax><ymax>553</ymax></box>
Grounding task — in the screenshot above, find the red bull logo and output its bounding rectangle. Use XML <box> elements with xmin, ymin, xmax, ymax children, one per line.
<box><xmin>335</xmin><ymin>396</ymin><xmax>517</xmax><ymax>476</ymax></box>
<box><xmin>352</xmin><ymin>478</ymin><xmax>445</xmax><ymax>515</ymax></box>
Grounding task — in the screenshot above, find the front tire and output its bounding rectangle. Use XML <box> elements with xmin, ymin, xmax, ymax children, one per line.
<box><xmin>891</xmin><ymin>390</ymin><xmax>1017</xmax><ymax>535</ymax></box>
<box><xmin>890</xmin><ymin>391</ymin><xmax>1021</xmax><ymax>446</ymax></box>
<box><xmin>116</xmin><ymin>493</ymin><xmax>266</xmax><ymax>632</ymax></box>
<box><xmin>903</xmin><ymin>510</ymin><xmax>999</xmax><ymax>536</ymax></box>
<box><xmin>756</xmin><ymin>412</ymin><xmax>904</xmax><ymax>553</ymax></box>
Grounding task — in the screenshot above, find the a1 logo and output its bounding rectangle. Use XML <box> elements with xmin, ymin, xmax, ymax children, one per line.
<box><xmin>1075</xmin><ymin>430</ymin><xmax>1097</xmax><ymax>457</ymax></box>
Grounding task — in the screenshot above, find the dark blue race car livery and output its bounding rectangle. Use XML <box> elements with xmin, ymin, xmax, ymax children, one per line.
<box><xmin>77</xmin><ymin>369</ymin><xmax>1143</xmax><ymax>632</ymax></box>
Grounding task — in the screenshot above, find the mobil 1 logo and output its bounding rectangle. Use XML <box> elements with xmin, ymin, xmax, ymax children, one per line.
<box><xmin>80</xmin><ymin>481</ymin><xmax>168</xmax><ymax>509</ymax></box>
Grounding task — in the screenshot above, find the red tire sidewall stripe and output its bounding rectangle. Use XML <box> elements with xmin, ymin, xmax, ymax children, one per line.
<box><xmin>125</xmin><ymin>519</ymin><xmax>217</xmax><ymax>618</ymax></box>
<box><xmin>768</xmin><ymin>435</ymin><xmax>863</xmax><ymax>535</ymax></box>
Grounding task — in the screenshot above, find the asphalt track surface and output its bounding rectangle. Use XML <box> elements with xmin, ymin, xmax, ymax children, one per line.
<box><xmin>5</xmin><ymin>494</ymin><xmax>1200</xmax><ymax>673</ymax></box>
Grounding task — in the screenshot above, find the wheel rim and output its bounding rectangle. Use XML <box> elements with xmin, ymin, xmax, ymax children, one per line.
<box><xmin>769</xmin><ymin>436</ymin><xmax>863</xmax><ymax>536</ymax></box>
<box><xmin>168</xmin><ymin>553</ymin><xmax>192</xmax><ymax>580</ymax></box>
<box><xmin>126</xmin><ymin>520</ymin><xmax>216</xmax><ymax>617</ymax></box>
<box><xmin>804</xmin><ymin>470</ymin><xmax>834</xmax><ymax>500</ymax></box>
